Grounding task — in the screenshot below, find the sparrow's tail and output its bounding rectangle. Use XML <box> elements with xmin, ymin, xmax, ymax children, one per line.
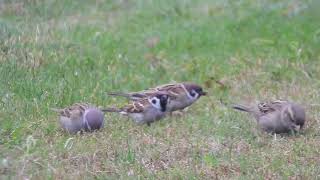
<box><xmin>101</xmin><ymin>107</ymin><xmax>123</xmax><ymax>113</ymax></box>
<box><xmin>107</xmin><ymin>92</ymin><xmax>132</xmax><ymax>98</ymax></box>
<box><xmin>231</xmin><ymin>104</ymin><xmax>251</xmax><ymax>112</ymax></box>
<box><xmin>50</xmin><ymin>108</ymin><xmax>63</xmax><ymax>113</ymax></box>
<box><xmin>107</xmin><ymin>92</ymin><xmax>147</xmax><ymax>100</ymax></box>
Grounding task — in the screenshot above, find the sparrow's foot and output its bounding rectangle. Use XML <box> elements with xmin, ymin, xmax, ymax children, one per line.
<box><xmin>170</xmin><ymin>111</ymin><xmax>184</xmax><ymax>117</ymax></box>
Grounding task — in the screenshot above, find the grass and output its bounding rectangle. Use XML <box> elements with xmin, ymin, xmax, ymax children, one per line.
<box><xmin>1</xmin><ymin>0</ymin><xmax>320</xmax><ymax>179</ymax></box>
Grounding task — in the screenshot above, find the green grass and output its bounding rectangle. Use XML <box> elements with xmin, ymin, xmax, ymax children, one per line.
<box><xmin>1</xmin><ymin>0</ymin><xmax>320</xmax><ymax>179</ymax></box>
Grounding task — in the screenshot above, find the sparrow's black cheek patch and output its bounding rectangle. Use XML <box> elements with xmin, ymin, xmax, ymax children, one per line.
<box><xmin>196</xmin><ymin>88</ymin><xmax>206</xmax><ymax>96</ymax></box>
<box><xmin>161</xmin><ymin>95</ymin><xmax>168</xmax><ymax>101</ymax></box>
<box><xmin>159</xmin><ymin>97</ymin><xmax>167</xmax><ymax>112</ymax></box>
<box><xmin>152</xmin><ymin>99</ymin><xmax>157</xmax><ymax>104</ymax></box>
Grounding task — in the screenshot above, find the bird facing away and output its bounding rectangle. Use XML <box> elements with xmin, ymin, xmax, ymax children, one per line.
<box><xmin>232</xmin><ymin>100</ymin><xmax>306</xmax><ymax>134</ymax></box>
<box><xmin>107</xmin><ymin>82</ymin><xmax>207</xmax><ymax>112</ymax></box>
<box><xmin>102</xmin><ymin>92</ymin><xmax>170</xmax><ymax>126</ymax></box>
<box><xmin>51</xmin><ymin>103</ymin><xmax>105</xmax><ymax>133</ymax></box>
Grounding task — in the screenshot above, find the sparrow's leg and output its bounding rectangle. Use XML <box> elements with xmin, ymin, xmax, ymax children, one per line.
<box><xmin>292</xmin><ymin>124</ymin><xmax>301</xmax><ymax>132</ymax></box>
<box><xmin>174</xmin><ymin>107</ymin><xmax>189</xmax><ymax>116</ymax></box>
<box><xmin>170</xmin><ymin>110</ymin><xmax>184</xmax><ymax>117</ymax></box>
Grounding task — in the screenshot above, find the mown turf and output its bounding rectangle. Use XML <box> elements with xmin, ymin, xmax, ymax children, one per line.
<box><xmin>1</xmin><ymin>0</ymin><xmax>320</xmax><ymax>179</ymax></box>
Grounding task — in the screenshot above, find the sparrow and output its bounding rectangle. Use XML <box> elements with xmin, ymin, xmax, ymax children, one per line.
<box><xmin>232</xmin><ymin>100</ymin><xmax>306</xmax><ymax>134</ymax></box>
<box><xmin>107</xmin><ymin>82</ymin><xmax>207</xmax><ymax>112</ymax></box>
<box><xmin>102</xmin><ymin>92</ymin><xmax>170</xmax><ymax>126</ymax></box>
<box><xmin>51</xmin><ymin>103</ymin><xmax>105</xmax><ymax>133</ymax></box>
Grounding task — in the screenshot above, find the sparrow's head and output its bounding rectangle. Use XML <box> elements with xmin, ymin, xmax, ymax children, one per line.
<box><xmin>149</xmin><ymin>92</ymin><xmax>170</xmax><ymax>112</ymax></box>
<box><xmin>184</xmin><ymin>83</ymin><xmax>207</xmax><ymax>100</ymax></box>
<box><xmin>83</xmin><ymin>108</ymin><xmax>104</xmax><ymax>131</ymax></box>
<box><xmin>285</xmin><ymin>103</ymin><xmax>306</xmax><ymax>129</ymax></box>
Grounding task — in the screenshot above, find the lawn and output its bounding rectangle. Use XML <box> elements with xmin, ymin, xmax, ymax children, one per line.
<box><xmin>1</xmin><ymin>0</ymin><xmax>320</xmax><ymax>179</ymax></box>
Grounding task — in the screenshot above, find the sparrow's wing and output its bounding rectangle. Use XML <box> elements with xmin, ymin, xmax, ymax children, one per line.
<box><xmin>152</xmin><ymin>84</ymin><xmax>184</xmax><ymax>99</ymax></box>
<box><xmin>152</xmin><ymin>83</ymin><xmax>178</xmax><ymax>90</ymax></box>
<box><xmin>51</xmin><ymin>103</ymin><xmax>89</xmax><ymax>117</ymax></box>
<box><xmin>258</xmin><ymin>100</ymin><xmax>288</xmax><ymax>113</ymax></box>
<box><xmin>123</xmin><ymin>99</ymin><xmax>149</xmax><ymax>113</ymax></box>
<box><xmin>269</xmin><ymin>100</ymin><xmax>289</xmax><ymax>109</ymax></box>
<box><xmin>72</xmin><ymin>102</ymin><xmax>90</xmax><ymax>109</ymax></box>
<box><xmin>258</xmin><ymin>103</ymin><xmax>275</xmax><ymax>113</ymax></box>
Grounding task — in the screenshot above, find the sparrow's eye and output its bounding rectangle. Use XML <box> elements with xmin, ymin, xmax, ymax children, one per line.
<box><xmin>152</xmin><ymin>99</ymin><xmax>157</xmax><ymax>104</ymax></box>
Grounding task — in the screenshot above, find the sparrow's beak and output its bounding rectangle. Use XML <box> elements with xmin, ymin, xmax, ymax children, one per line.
<box><xmin>293</xmin><ymin>124</ymin><xmax>301</xmax><ymax>132</ymax></box>
<box><xmin>200</xmin><ymin>91</ymin><xmax>207</xmax><ymax>96</ymax></box>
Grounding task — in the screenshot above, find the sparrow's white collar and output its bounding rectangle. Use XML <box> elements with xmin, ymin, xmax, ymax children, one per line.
<box><xmin>180</xmin><ymin>84</ymin><xmax>191</xmax><ymax>98</ymax></box>
<box><xmin>148</xmin><ymin>97</ymin><xmax>161</xmax><ymax>110</ymax></box>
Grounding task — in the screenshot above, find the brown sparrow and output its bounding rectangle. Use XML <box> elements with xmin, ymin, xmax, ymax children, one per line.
<box><xmin>51</xmin><ymin>103</ymin><xmax>104</xmax><ymax>133</ymax></box>
<box><xmin>232</xmin><ymin>100</ymin><xmax>306</xmax><ymax>134</ymax></box>
<box><xmin>107</xmin><ymin>82</ymin><xmax>207</xmax><ymax>112</ymax></box>
<box><xmin>103</xmin><ymin>92</ymin><xmax>170</xmax><ymax>126</ymax></box>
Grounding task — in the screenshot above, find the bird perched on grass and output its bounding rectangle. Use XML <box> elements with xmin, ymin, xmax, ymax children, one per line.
<box><xmin>51</xmin><ymin>103</ymin><xmax>104</xmax><ymax>133</ymax></box>
<box><xmin>232</xmin><ymin>100</ymin><xmax>306</xmax><ymax>134</ymax></box>
<box><xmin>107</xmin><ymin>82</ymin><xmax>207</xmax><ymax>112</ymax></box>
<box><xmin>102</xmin><ymin>92</ymin><xmax>170</xmax><ymax>126</ymax></box>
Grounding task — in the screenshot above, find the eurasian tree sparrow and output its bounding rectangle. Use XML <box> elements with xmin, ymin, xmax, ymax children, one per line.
<box><xmin>107</xmin><ymin>82</ymin><xmax>207</xmax><ymax>112</ymax></box>
<box><xmin>51</xmin><ymin>103</ymin><xmax>104</xmax><ymax>133</ymax></box>
<box><xmin>103</xmin><ymin>92</ymin><xmax>170</xmax><ymax>126</ymax></box>
<box><xmin>232</xmin><ymin>100</ymin><xmax>306</xmax><ymax>134</ymax></box>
